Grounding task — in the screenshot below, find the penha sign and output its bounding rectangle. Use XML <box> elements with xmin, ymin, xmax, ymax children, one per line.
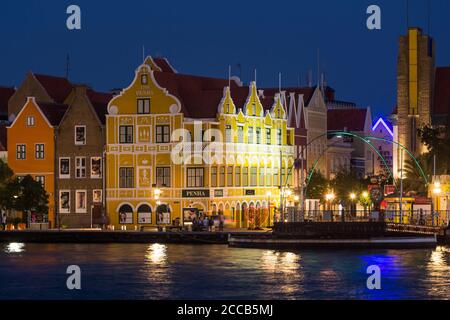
<box><xmin>182</xmin><ymin>189</ymin><xmax>210</xmax><ymax>198</ymax></box>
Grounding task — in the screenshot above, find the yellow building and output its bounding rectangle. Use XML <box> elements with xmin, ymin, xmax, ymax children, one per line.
<box><xmin>106</xmin><ymin>57</ymin><xmax>295</xmax><ymax>229</ymax></box>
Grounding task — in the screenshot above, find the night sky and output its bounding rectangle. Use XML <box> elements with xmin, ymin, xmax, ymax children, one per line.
<box><xmin>1</xmin><ymin>0</ymin><xmax>449</xmax><ymax>118</ymax></box>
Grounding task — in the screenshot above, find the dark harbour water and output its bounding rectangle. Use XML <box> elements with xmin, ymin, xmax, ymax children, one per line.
<box><xmin>0</xmin><ymin>243</ymin><xmax>449</xmax><ymax>300</ymax></box>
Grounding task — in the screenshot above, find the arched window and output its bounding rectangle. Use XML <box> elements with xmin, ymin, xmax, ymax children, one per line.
<box><xmin>156</xmin><ymin>204</ymin><xmax>171</xmax><ymax>225</ymax></box>
<box><xmin>137</xmin><ymin>204</ymin><xmax>152</xmax><ymax>224</ymax></box>
<box><xmin>118</xmin><ymin>204</ymin><xmax>133</xmax><ymax>224</ymax></box>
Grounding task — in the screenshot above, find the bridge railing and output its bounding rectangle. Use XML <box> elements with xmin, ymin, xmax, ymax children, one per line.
<box><xmin>284</xmin><ymin>209</ymin><xmax>450</xmax><ymax>228</ymax></box>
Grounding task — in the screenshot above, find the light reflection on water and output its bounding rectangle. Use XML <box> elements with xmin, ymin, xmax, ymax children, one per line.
<box><xmin>0</xmin><ymin>243</ymin><xmax>449</xmax><ymax>300</ymax></box>
<box><xmin>4</xmin><ymin>242</ymin><xmax>25</xmax><ymax>253</ymax></box>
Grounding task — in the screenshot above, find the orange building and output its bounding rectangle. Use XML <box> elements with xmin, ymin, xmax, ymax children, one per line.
<box><xmin>7</xmin><ymin>97</ymin><xmax>68</xmax><ymax>227</ymax></box>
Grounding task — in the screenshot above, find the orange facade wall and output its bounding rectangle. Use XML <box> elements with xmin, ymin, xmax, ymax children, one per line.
<box><xmin>7</xmin><ymin>98</ymin><xmax>56</xmax><ymax>226</ymax></box>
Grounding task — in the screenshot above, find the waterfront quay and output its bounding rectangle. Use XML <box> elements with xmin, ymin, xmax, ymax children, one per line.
<box><xmin>1</xmin><ymin>222</ymin><xmax>448</xmax><ymax>246</ymax></box>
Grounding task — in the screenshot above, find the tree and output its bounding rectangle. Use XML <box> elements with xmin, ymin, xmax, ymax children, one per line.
<box><xmin>0</xmin><ymin>160</ymin><xmax>15</xmax><ymax>212</ymax></box>
<box><xmin>418</xmin><ymin>115</ymin><xmax>450</xmax><ymax>174</ymax></box>
<box><xmin>305</xmin><ymin>170</ymin><xmax>329</xmax><ymax>203</ymax></box>
<box><xmin>14</xmin><ymin>175</ymin><xmax>49</xmax><ymax>218</ymax></box>
<box><xmin>330</xmin><ymin>169</ymin><xmax>367</xmax><ymax>204</ymax></box>
<box><xmin>402</xmin><ymin>154</ymin><xmax>432</xmax><ymax>196</ymax></box>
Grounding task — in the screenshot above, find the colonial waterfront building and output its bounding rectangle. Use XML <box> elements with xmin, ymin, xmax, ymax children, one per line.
<box><xmin>7</xmin><ymin>97</ymin><xmax>68</xmax><ymax>226</ymax></box>
<box><xmin>55</xmin><ymin>86</ymin><xmax>112</xmax><ymax>228</ymax></box>
<box><xmin>7</xmin><ymin>73</ymin><xmax>111</xmax><ymax>228</ymax></box>
<box><xmin>106</xmin><ymin>57</ymin><xmax>296</xmax><ymax>229</ymax></box>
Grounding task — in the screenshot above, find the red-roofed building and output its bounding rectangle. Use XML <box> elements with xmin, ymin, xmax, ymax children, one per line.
<box><xmin>8</xmin><ymin>72</ymin><xmax>73</xmax><ymax>122</ymax></box>
<box><xmin>327</xmin><ymin>105</ymin><xmax>374</xmax><ymax>178</ymax></box>
<box><xmin>0</xmin><ymin>86</ymin><xmax>15</xmax><ymax>123</ymax></box>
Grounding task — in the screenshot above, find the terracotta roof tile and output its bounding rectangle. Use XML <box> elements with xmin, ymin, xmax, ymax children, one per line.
<box><xmin>327</xmin><ymin>108</ymin><xmax>368</xmax><ymax>131</ymax></box>
<box><xmin>34</xmin><ymin>74</ymin><xmax>73</xmax><ymax>103</ymax></box>
<box><xmin>87</xmin><ymin>89</ymin><xmax>114</xmax><ymax>124</ymax></box>
<box><xmin>36</xmin><ymin>102</ymin><xmax>69</xmax><ymax>126</ymax></box>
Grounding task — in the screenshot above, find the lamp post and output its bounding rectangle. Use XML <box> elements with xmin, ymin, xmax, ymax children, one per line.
<box><xmin>325</xmin><ymin>192</ymin><xmax>335</xmax><ymax>222</ymax></box>
<box><xmin>267</xmin><ymin>191</ymin><xmax>272</xmax><ymax>226</ymax></box>
<box><xmin>432</xmin><ymin>182</ymin><xmax>441</xmax><ymax>227</ymax></box>
<box><xmin>350</xmin><ymin>193</ymin><xmax>356</xmax><ymax>221</ymax></box>
<box><xmin>362</xmin><ymin>191</ymin><xmax>369</xmax><ymax>220</ymax></box>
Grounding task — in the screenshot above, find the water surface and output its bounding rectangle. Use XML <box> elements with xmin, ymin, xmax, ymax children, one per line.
<box><xmin>0</xmin><ymin>243</ymin><xmax>449</xmax><ymax>300</ymax></box>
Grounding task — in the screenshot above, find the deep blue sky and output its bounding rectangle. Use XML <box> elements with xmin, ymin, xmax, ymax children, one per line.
<box><xmin>1</xmin><ymin>0</ymin><xmax>449</xmax><ymax>118</ymax></box>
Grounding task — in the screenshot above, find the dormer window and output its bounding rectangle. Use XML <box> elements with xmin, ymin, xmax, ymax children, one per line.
<box><xmin>26</xmin><ymin>116</ymin><xmax>35</xmax><ymax>126</ymax></box>
<box><xmin>137</xmin><ymin>99</ymin><xmax>150</xmax><ymax>114</ymax></box>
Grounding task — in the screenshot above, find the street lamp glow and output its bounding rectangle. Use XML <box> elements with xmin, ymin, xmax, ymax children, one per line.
<box><xmin>154</xmin><ymin>188</ymin><xmax>161</xmax><ymax>196</ymax></box>
<box><xmin>294</xmin><ymin>195</ymin><xmax>300</xmax><ymax>202</ymax></box>
<box><xmin>285</xmin><ymin>190</ymin><xmax>292</xmax><ymax>197</ymax></box>
<box><xmin>350</xmin><ymin>193</ymin><xmax>356</xmax><ymax>200</ymax></box>
<box><xmin>325</xmin><ymin>192</ymin><xmax>335</xmax><ymax>201</ymax></box>
<box><xmin>362</xmin><ymin>191</ymin><xmax>369</xmax><ymax>198</ymax></box>
<box><xmin>266</xmin><ymin>191</ymin><xmax>272</xmax><ymax>197</ymax></box>
<box><xmin>433</xmin><ymin>182</ymin><xmax>441</xmax><ymax>195</ymax></box>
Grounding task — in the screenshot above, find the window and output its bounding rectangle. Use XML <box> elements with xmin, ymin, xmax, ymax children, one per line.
<box><xmin>137</xmin><ymin>99</ymin><xmax>150</xmax><ymax>114</ymax></box>
<box><xmin>259</xmin><ymin>167</ymin><xmax>265</xmax><ymax>186</ymax></box>
<box><xmin>235</xmin><ymin>167</ymin><xmax>241</xmax><ymax>187</ymax></box>
<box><xmin>187</xmin><ymin>168</ymin><xmax>204</xmax><ymax>188</ymax></box>
<box><xmin>93</xmin><ymin>190</ymin><xmax>102</xmax><ymax>203</ymax></box>
<box><xmin>35</xmin><ymin>144</ymin><xmax>44</xmax><ymax>159</ymax></box>
<box><xmin>250</xmin><ymin>167</ymin><xmax>257</xmax><ymax>186</ymax></box>
<box><xmin>75</xmin><ymin>190</ymin><xmax>87</xmax><ymax>213</ymax></box>
<box><xmin>237</xmin><ymin>126</ymin><xmax>244</xmax><ymax>143</ymax></box>
<box><xmin>256</xmin><ymin>127</ymin><xmax>261</xmax><ymax>144</ymax></box>
<box><xmin>243</xmin><ymin>167</ymin><xmax>248</xmax><ymax>187</ymax></box>
<box><xmin>16</xmin><ymin>144</ymin><xmax>26</xmax><ymax>160</ymax></box>
<box><xmin>59</xmin><ymin>191</ymin><xmax>70</xmax><ymax>213</ymax></box>
<box><xmin>266</xmin><ymin>128</ymin><xmax>271</xmax><ymax>145</ymax></box>
<box><xmin>227</xmin><ymin>166</ymin><xmax>233</xmax><ymax>187</ymax></box>
<box><xmin>225</xmin><ymin>125</ymin><xmax>232</xmax><ymax>143</ymax></box>
<box><xmin>219</xmin><ymin>166</ymin><xmax>225</xmax><ymax>187</ymax></box>
<box><xmin>156</xmin><ymin>125</ymin><xmax>170</xmax><ymax>143</ymax></box>
<box><xmin>156</xmin><ymin>167</ymin><xmax>171</xmax><ymax>187</ymax></box>
<box><xmin>287</xmin><ymin>130</ymin><xmax>292</xmax><ymax>146</ymax></box>
<box><xmin>91</xmin><ymin>157</ymin><xmax>102</xmax><ymax>179</ymax></box>
<box><xmin>59</xmin><ymin>158</ymin><xmax>70</xmax><ymax>178</ymax></box>
<box><xmin>266</xmin><ymin>168</ymin><xmax>272</xmax><ymax>186</ymax></box>
<box><xmin>75</xmin><ymin>126</ymin><xmax>86</xmax><ymax>145</ymax></box>
<box><xmin>35</xmin><ymin>176</ymin><xmax>45</xmax><ymax>188</ymax></box>
<box><xmin>119</xmin><ymin>126</ymin><xmax>134</xmax><ymax>144</ymax></box>
<box><xmin>274</xmin><ymin>168</ymin><xmax>279</xmax><ymax>186</ymax></box>
<box><xmin>119</xmin><ymin>167</ymin><xmax>134</xmax><ymax>188</ymax></box>
<box><xmin>277</xmin><ymin>129</ymin><xmax>282</xmax><ymax>145</ymax></box>
<box><xmin>281</xmin><ymin>168</ymin><xmax>286</xmax><ymax>186</ymax></box>
<box><xmin>141</xmin><ymin>74</ymin><xmax>148</xmax><ymax>85</ymax></box>
<box><xmin>26</xmin><ymin>116</ymin><xmax>35</xmax><ymax>126</ymax></box>
<box><xmin>75</xmin><ymin>157</ymin><xmax>86</xmax><ymax>178</ymax></box>
<box><xmin>211</xmin><ymin>166</ymin><xmax>217</xmax><ymax>188</ymax></box>
<box><xmin>248</xmin><ymin>126</ymin><xmax>254</xmax><ymax>144</ymax></box>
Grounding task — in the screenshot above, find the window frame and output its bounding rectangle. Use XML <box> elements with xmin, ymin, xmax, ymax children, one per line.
<box><xmin>119</xmin><ymin>167</ymin><xmax>135</xmax><ymax>189</ymax></box>
<box><xmin>26</xmin><ymin>116</ymin><xmax>35</xmax><ymax>127</ymax></box>
<box><xmin>90</xmin><ymin>157</ymin><xmax>102</xmax><ymax>179</ymax></box>
<box><xmin>16</xmin><ymin>144</ymin><xmax>26</xmax><ymax>160</ymax></box>
<box><xmin>75</xmin><ymin>157</ymin><xmax>87</xmax><ymax>179</ymax></box>
<box><xmin>156</xmin><ymin>125</ymin><xmax>170</xmax><ymax>144</ymax></box>
<box><xmin>59</xmin><ymin>157</ymin><xmax>70</xmax><ymax>179</ymax></box>
<box><xmin>119</xmin><ymin>125</ymin><xmax>134</xmax><ymax>144</ymax></box>
<box><xmin>75</xmin><ymin>190</ymin><xmax>87</xmax><ymax>214</ymax></box>
<box><xmin>137</xmin><ymin>98</ymin><xmax>150</xmax><ymax>114</ymax></box>
<box><xmin>74</xmin><ymin>125</ymin><xmax>87</xmax><ymax>146</ymax></box>
<box><xmin>35</xmin><ymin>143</ymin><xmax>45</xmax><ymax>160</ymax></box>
<box><xmin>187</xmin><ymin>167</ymin><xmax>204</xmax><ymax>188</ymax></box>
<box><xmin>156</xmin><ymin>167</ymin><xmax>171</xmax><ymax>187</ymax></box>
